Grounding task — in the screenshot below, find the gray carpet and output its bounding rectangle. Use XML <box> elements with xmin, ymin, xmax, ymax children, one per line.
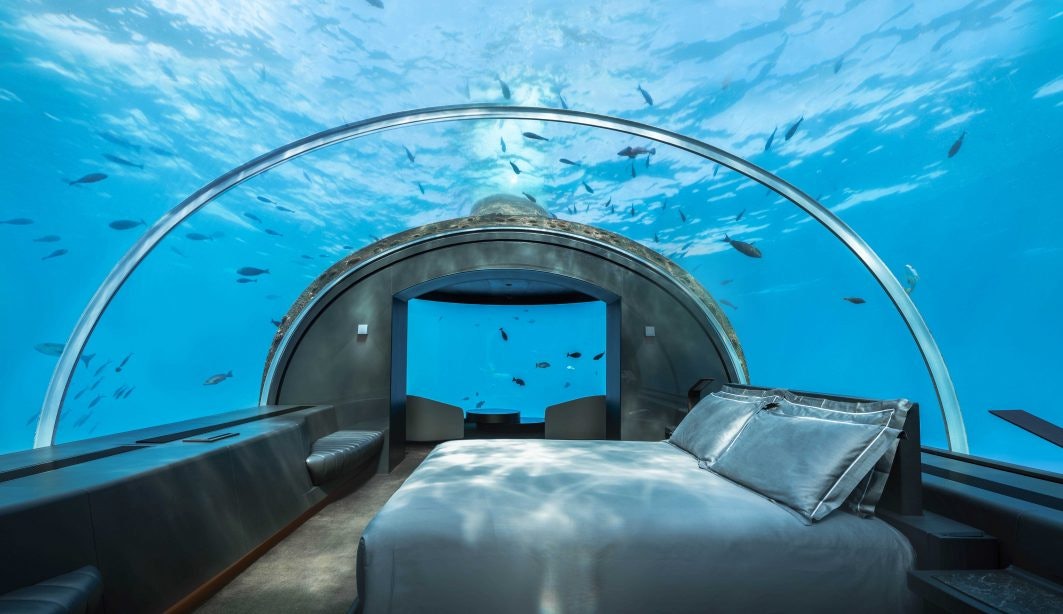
<box><xmin>196</xmin><ymin>444</ymin><xmax>434</xmax><ymax>614</ymax></box>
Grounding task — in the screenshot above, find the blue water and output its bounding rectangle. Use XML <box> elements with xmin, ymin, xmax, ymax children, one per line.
<box><xmin>0</xmin><ymin>2</ymin><xmax>1060</xmax><ymax>473</ymax></box>
<box><xmin>407</xmin><ymin>300</ymin><xmax>606</xmax><ymax>421</ymax></box>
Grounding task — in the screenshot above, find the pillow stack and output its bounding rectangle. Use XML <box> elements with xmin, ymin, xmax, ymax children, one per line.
<box><xmin>668</xmin><ymin>386</ymin><xmax>910</xmax><ymax>523</ymax></box>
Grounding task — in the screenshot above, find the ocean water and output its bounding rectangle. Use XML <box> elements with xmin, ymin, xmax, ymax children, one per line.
<box><xmin>0</xmin><ymin>2</ymin><xmax>1060</xmax><ymax>473</ymax></box>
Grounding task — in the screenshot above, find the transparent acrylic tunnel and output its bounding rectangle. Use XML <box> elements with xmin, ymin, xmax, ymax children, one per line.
<box><xmin>41</xmin><ymin>105</ymin><xmax>969</xmax><ymax>456</ymax></box>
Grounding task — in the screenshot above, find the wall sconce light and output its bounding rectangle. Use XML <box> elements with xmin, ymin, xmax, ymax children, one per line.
<box><xmin>644</xmin><ymin>326</ymin><xmax>656</xmax><ymax>337</ymax></box>
<box><xmin>357</xmin><ymin>324</ymin><xmax>369</xmax><ymax>336</ymax></box>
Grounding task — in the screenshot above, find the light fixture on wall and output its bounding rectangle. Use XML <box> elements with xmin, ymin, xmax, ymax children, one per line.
<box><xmin>357</xmin><ymin>324</ymin><xmax>369</xmax><ymax>336</ymax></box>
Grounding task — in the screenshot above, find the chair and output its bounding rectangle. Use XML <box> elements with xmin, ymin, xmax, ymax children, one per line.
<box><xmin>544</xmin><ymin>395</ymin><xmax>607</xmax><ymax>440</ymax></box>
<box><xmin>406</xmin><ymin>395</ymin><xmax>465</xmax><ymax>442</ymax></box>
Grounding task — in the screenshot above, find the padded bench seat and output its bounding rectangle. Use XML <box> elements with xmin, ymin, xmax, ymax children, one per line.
<box><xmin>305</xmin><ymin>430</ymin><xmax>383</xmax><ymax>486</ymax></box>
<box><xmin>0</xmin><ymin>566</ymin><xmax>102</xmax><ymax>614</ymax></box>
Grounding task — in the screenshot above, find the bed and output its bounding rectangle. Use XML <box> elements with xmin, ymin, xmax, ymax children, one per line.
<box><xmin>356</xmin><ymin>437</ymin><xmax>917</xmax><ymax>613</ymax></box>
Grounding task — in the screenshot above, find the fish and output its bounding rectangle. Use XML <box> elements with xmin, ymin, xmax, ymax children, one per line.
<box><xmin>122</xmin><ymin>386</ymin><xmax>135</xmax><ymax>399</ymax></box>
<box><xmin>186</xmin><ymin>232</ymin><xmax>212</xmax><ymax>241</ymax></box>
<box><xmin>522</xmin><ymin>192</ymin><xmax>537</xmax><ymax>203</ymax></box>
<box><xmin>735</xmin><ymin>209</ymin><xmax>746</xmax><ymax>221</ymax></box>
<box><xmin>34</xmin><ymin>342</ymin><xmax>65</xmax><ymax>357</ymax></box>
<box><xmin>646</xmin><ymin>154</ymin><xmax>651</xmax><ymax>167</ymax></box>
<box><xmin>948</xmin><ymin>131</ymin><xmax>965</xmax><ymax>158</ymax></box>
<box><xmin>303</xmin><ymin>171</ymin><xmax>312</xmax><ymax>183</ymax></box>
<box><xmin>499</xmin><ymin>327</ymin><xmax>508</xmax><ymax>341</ymax></box>
<box><xmin>461</xmin><ymin>396</ymin><xmax>469</xmax><ymax>401</ymax></box>
<box><xmin>617</xmin><ymin>146</ymin><xmax>656</xmax><ymax>158</ymax></box>
<box><xmin>366</xmin><ymin>0</ymin><xmax>383</xmax><ymax>8</ymax></box>
<box><xmin>108</xmin><ymin>219</ymin><xmax>145</xmax><ymax>230</ymax></box>
<box><xmin>91</xmin><ymin>378</ymin><xmax>103</xmax><ymax>390</ymax></box>
<box><xmin>112</xmin><ymin>385</ymin><xmax>127</xmax><ymax>399</ymax></box>
<box><xmin>604</xmin><ymin>197</ymin><xmax>611</xmax><ymax>209</ymax></box>
<box><xmin>500</xmin><ymin>137</ymin><xmax>507</xmax><ymax>152</ymax></box>
<box><xmin>713</xmin><ymin>164</ymin><xmax>720</xmax><ymax>177</ymax></box>
<box><xmin>611</xmin><ymin>205</ymin><xmax>616</xmax><ymax>214</ymax></box>
<box><xmin>654</xmin><ymin>232</ymin><xmax>659</xmax><ymax>243</ymax></box>
<box><xmin>67</xmin><ymin>173</ymin><xmax>108</xmax><ymax>186</ymax></box>
<box><xmin>403</xmin><ymin>145</ymin><xmax>415</xmax><ymax>163</ymax></box>
<box><xmin>265</xmin><ymin>228</ymin><xmax>283</xmax><ymax>236</ymax></box>
<box><xmin>720</xmin><ymin>299</ymin><xmax>738</xmax><ymax>310</ymax></box>
<box><xmin>582</xmin><ymin>181</ymin><xmax>594</xmax><ymax>194</ymax></box>
<box><xmin>94</xmin><ymin>360</ymin><xmax>111</xmax><ymax>376</ymax></box>
<box><xmin>104</xmin><ymin>154</ymin><xmax>143</xmax><ymax>169</ymax></box>
<box><xmin>535</xmin><ymin>362</ymin><xmax>551</xmax><ymax>368</ymax></box>
<box><xmin>904</xmin><ymin>264</ymin><xmax>920</xmax><ymax>295</ymax></box>
<box><xmin>74</xmin><ymin>387</ymin><xmax>88</xmax><ymax>400</ymax></box>
<box><xmin>720</xmin><ymin>279</ymin><xmax>734</xmax><ymax>285</ymax></box>
<box><xmin>203</xmin><ymin>370</ymin><xmax>233</xmax><ymax>385</ymax></box>
<box><xmin>509</xmin><ymin>161</ymin><xmax>521</xmax><ymax>175</ymax></box>
<box><xmin>629</xmin><ymin>204</ymin><xmax>635</xmax><ymax>217</ymax></box>
<box><xmin>679</xmin><ymin>209</ymin><xmax>687</xmax><ymax>223</ymax></box>
<box><xmin>833</xmin><ymin>57</ymin><xmax>844</xmax><ymax>74</ymax></box>
<box><xmin>417</xmin><ymin>182</ymin><xmax>425</xmax><ymax>194</ymax></box>
<box><xmin>784</xmin><ymin>117</ymin><xmax>804</xmax><ymax>141</ymax></box>
<box><xmin>512</xmin><ymin>377</ymin><xmax>526</xmax><ymax>386</ymax></box>
<box><xmin>42</xmin><ymin>249</ymin><xmax>68</xmax><ymax>260</ymax></box>
<box><xmin>630</xmin><ymin>162</ymin><xmax>636</xmax><ymax>178</ymax></box>
<box><xmin>637</xmin><ymin>83</ymin><xmax>654</xmax><ymax>105</ymax></box>
<box><xmin>723</xmin><ymin>234</ymin><xmax>762</xmax><ymax>258</ymax></box>
<box><xmin>1</xmin><ymin>218</ymin><xmax>33</xmax><ymax>225</ymax></box>
<box><xmin>276</xmin><ymin>205</ymin><xmax>294</xmax><ymax>213</ymax></box>
<box><xmin>593</xmin><ymin>352</ymin><xmax>604</xmax><ymax>360</ymax></box>
<box><xmin>237</xmin><ymin>266</ymin><xmax>269</xmax><ymax>276</ymax></box>
<box><xmin>476</xmin><ymin>400</ymin><xmax>485</xmax><ymax>409</ymax></box>
<box><xmin>559</xmin><ymin>158</ymin><xmax>580</xmax><ymax>166</ymax></box>
<box><xmin>257</xmin><ymin>195</ymin><xmax>275</xmax><ymax>204</ymax></box>
<box><xmin>271</xmin><ymin>319</ymin><xmax>283</xmax><ymax>327</ymax></box>
<box><xmin>558</xmin><ymin>93</ymin><xmax>568</xmax><ymax>109</ymax></box>
<box><xmin>566</xmin><ymin>352</ymin><xmax>582</xmax><ymax>358</ymax></box>
<box><xmin>115</xmin><ymin>353</ymin><xmax>132</xmax><ymax>372</ymax></box>
<box><xmin>88</xmin><ymin>394</ymin><xmax>103</xmax><ymax>408</ymax></box>
<box><xmin>96</xmin><ymin>130</ymin><xmax>140</xmax><ymax>151</ymax></box>
<box><xmin>843</xmin><ymin>297</ymin><xmax>866</xmax><ymax>304</ymax></box>
<box><xmin>563</xmin><ymin>382</ymin><xmax>571</xmax><ymax>389</ymax></box>
<box><xmin>149</xmin><ymin>145</ymin><xmax>174</xmax><ymax>156</ymax></box>
<box><xmin>522</xmin><ymin>131</ymin><xmax>549</xmax><ymax>141</ymax></box>
<box><xmin>244</xmin><ymin>213</ymin><xmax>261</xmax><ymax>223</ymax></box>
<box><xmin>764</xmin><ymin>127</ymin><xmax>777</xmax><ymax>152</ymax></box>
<box><xmin>236</xmin><ymin>278</ymin><xmax>257</xmax><ymax>284</ymax></box>
<box><xmin>498</xmin><ymin>78</ymin><xmax>511</xmax><ymax>100</ymax></box>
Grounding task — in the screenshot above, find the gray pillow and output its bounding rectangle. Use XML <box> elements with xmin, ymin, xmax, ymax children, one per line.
<box><xmin>668</xmin><ymin>393</ymin><xmax>773</xmax><ymax>464</ymax></box>
<box><xmin>710</xmin><ymin>409</ymin><xmax>900</xmax><ymax>523</ymax></box>
<box><xmin>719</xmin><ymin>385</ymin><xmax>911</xmax><ymax>516</ymax></box>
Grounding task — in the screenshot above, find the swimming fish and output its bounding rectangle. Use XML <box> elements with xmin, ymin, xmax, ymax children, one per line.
<box><xmin>271</xmin><ymin>319</ymin><xmax>283</xmax><ymax>327</ymax></box>
<box><xmin>833</xmin><ymin>57</ymin><xmax>844</xmax><ymax>74</ymax></box>
<box><xmin>499</xmin><ymin>327</ymin><xmax>508</xmax><ymax>341</ymax></box>
<box><xmin>122</xmin><ymin>386</ymin><xmax>135</xmax><ymax>399</ymax></box>
<box><xmin>948</xmin><ymin>131</ymin><xmax>965</xmax><ymax>158</ymax></box>
<box><xmin>67</xmin><ymin>173</ymin><xmax>108</xmax><ymax>186</ymax></box>
<box><xmin>581</xmin><ymin>181</ymin><xmax>594</xmax><ymax>194</ymax></box>
<box><xmin>631</xmin><ymin>162</ymin><xmax>637</xmax><ymax>178</ymax></box>
<box><xmin>34</xmin><ymin>342</ymin><xmax>65</xmax><ymax>357</ymax></box>
<box><xmin>723</xmin><ymin>234</ymin><xmax>762</xmax><ymax>258</ymax></box>
<box><xmin>904</xmin><ymin>264</ymin><xmax>920</xmax><ymax>295</ymax></box>
<box><xmin>629</xmin><ymin>204</ymin><xmax>635</xmax><ymax>217</ymax></box>
<box><xmin>417</xmin><ymin>182</ymin><xmax>425</xmax><ymax>195</ymax></box>
<box><xmin>713</xmin><ymin>164</ymin><xmax>720</xmax><ymax>178</ymax></box>
<box><xmin>256</xmin><ymin>195</ymin><xmax>275</xmax><ymax>204</ymax></box>
<box><xmin>637</xmin><ymin>83</ymin><xmax>654</xmax><ymax>106</ymax></box>
<box><xmin>604</xmin><ymin>197</ymin><xmax>611</xmax><ymax>209</ymax></box>
<box><xmin>265</xmin><ymin>229</ymin><xmax>282</xmax><ymax>236</ymax></box>
<box><xmin>1</xmin><ymin>218</ymin><xmax>33</xmax><ymax>225</ymax></box>
<box><xmin>104</xmin><ymin>154</ymin><xmax>143</xmax><ymax>169</ymax></box>
<box><xmin>512</xmin><ymin>377</ymin><xmax>526</xmax><ymax>386</ymax></box>
<box><xmin>236</xmin><ymin>278</ymin><xmax>257</xmax><ymax>284</ymax></box>
<box><xmin>88</xmin><ymin>394</ymin><xmax>103</xmax><ymax>409</ymax></box>
<box><xmin>94</xmin><ymin>360</ymin><xmax>111</xmax><ymax>376</ymax></box>
<box><xmin>764</xmin><ymin>127</ymin><xmax>777</xmax><ymax>152</ymax></box>
<box><xmin>403</xmin><ymin>145</ymin><xmax>415</xmax><ymax>163</ymax></box>
<box><xmin>237</xmin><ymin>266</ymin><xmax>269</xmax><ymax>276</ymax></box>
<box><xmin>509</xmin><ymin>161</ymin><xmax>521</xmax><ymax>175</ymax></box>
<box><xmin>96</xmin><ymin>130</ymin><xmax>140</xmax><ymax>151</ymax></box>
<box><xmin>563</xmin><ymin>382</ymin><xmax>571</xmax><ymax>389</ymax></box>
<box><xmin>74</xmin><ymin>387</ymin><xmax>88</xmax><ymax>400</ymax></box>
<box><xmin>91</xmin><ymin>378</ymin><xmax>103</xmax><ymax>390</ymax></box>
<box><xmin>244</xmin><ymin>213</ymin><xmax>261</xmax><ymax>223</ymax></box>
<box><xmin>653</xmin><ymin>232</ymin><xmax>659</xmax><ymax>243</ymax></box>
<box><xmin>42</xmin><ymin>249</ymin><xmax>68</xmax><ymax>260</ymax></box>
<box><xmin>784</xmin><ymin>117</ymin><xmax>803</xmax><ymax>141</ymax></box>
<box><xmin>276</xmin><ymin>205</ymin><xmax>294</xmax><ymax>213</ymax></box>
<box><xmin>522</xmin><ymin>192</ymin><xmax>537</xmax><ymax>203</ymax></box>
<box><xmin>498</xmin><ymin>78</ymin><xmax>511</xmax><ymax>100</ymax></box>
<box><xmin>74</xmin><ymin>413</ymin><xmax>92</xmax><ymax>429</ymax></box>
<box><xmin>500</xmin><ymin>137</ymin><xmax>507</xmax><ymax>152</ymax></box>
<box><xmin>115</xmin><ymin>353</ymin><xmax>132</xmax><ymax>372</ymax></box>
<box><xmin>559</xmin><ymin>158</ymin><xmax>580</xmax><ymax>166</ymax></box>
<box><xmin>186</xmin><ymin>232</ymin><xmax>212</xmax><ymax>241</ymax></box>
<box><xmin>366</xmin><ymin>0</ymin><xmax>383</xmax><ymax>8</ymax></box>
<box><xmin>535</xmin><ymin>362</ymin><xmax>551</xmax><ymax>369</ymax></box>
<box><xmin>617</xmin><ymin>146</ymin><xmax>656</xmax><ymax>158</ymax></box>
<box><xmin>593</xmin><ymin>352</ymin><xmax>604</xmax><ymax>360</ymax></box>
<box><xmin>203</xmin><ymin>371</ymin><xmax>233</xmax><ymax>385</ymax></box>
<box><xmin>679</xmin><ymin>209</ymin><xmax>687</xmax><ymax>223</ymax></box>
<box><xmin>735</xmin><ymin>209</ymin><xmax>746</xmax><ymax>221</ymax></box>
<box><xmin>112</xmin><ymin>385</ymin><xmax>127</xmax><ymax>399</ymax></box>
<box><xmin>476</xmin><ymin>400</ymin><xmax>485</xmax><ymax>409</ymax></box>
<box><xmin>558</xmin><ymin>93</ymin><xmax>568</xmax><ymax>109</ymax></box>
<box><xmin>720</xmin><ymin>279</ymin><xmax>734</xmax><ymax>285</ymax></box>
<box><xmin>720</xmin><ymin>299</ymin><xmax>738</xmax><ymax>310</ymax></box>
<box><xmin>522</xmin><ymin>131</ymin><xmax>549</xmax><ymax>141</ymax></box>
<box><xmin>108</xmin><ymin>219</ymin><xmax>145</xmax><ymax>230</ymax></box>
<box><xmin>566</xmin><ymin>352</ymin><xmax>582</xmax><ymax>358</ymax></box>
<box><xmin>149</xmin><ymin>145</ymin><xmax>174</xmax><ymax>157</ymax></box>
<box><xmin>843</xmin><ymin>297</ymin><xmax>866</xmax><ymax>304</ymax></box>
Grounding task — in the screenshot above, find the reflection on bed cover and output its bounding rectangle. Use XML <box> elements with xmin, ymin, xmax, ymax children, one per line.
<box><xmin>358</xmin><ymin>439</ymin><xmax>916</xmax><ymax>613</ymax></box>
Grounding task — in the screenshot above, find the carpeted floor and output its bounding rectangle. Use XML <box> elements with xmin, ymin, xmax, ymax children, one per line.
<box><xmin>195</xmin><ymin>443</ymin><xmax>434</xmax><ymax>614</ymax></box>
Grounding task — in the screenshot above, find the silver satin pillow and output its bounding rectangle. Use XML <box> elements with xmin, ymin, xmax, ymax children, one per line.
<box><xmin>668</xmin><ymin>393</ymin><xmax>770</xmax><ymax>464</ymax></box>
<box><xmin>710</xmin><ymin>409</ymin><xmax>900</xmax><ymax>523</ymax></box>
<box><xmin>719</xmin><ymin>385</ymin><xmax>911</xmax><ymax>516</ymax></box>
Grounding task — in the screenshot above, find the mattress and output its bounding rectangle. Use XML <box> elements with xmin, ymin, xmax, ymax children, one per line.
<box><xmin>358</xmin><ymin>439</ymin><xmax>916</xmax><ymax>613</ymax></box>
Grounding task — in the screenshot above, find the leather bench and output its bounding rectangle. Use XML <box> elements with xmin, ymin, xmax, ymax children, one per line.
<box><xmin>305</xmin><ymin>430</ymin><xmax>383</xmax><ymax>486</ymax></box>
<box><xmin>0</xmin><ymin>566</ymin><xmax>102</xmax><ymax>614</ymax></box>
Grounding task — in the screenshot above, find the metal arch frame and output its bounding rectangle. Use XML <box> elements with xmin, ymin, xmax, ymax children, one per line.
<box><xmin>35</xmin><ymin>104</ymin><xmax>969</xmax><ymax>452</ymax></box>
<box><xmin>259</xmin><ymin>224</ymin><xmax>750</xmax><ymax>405</ymax></box>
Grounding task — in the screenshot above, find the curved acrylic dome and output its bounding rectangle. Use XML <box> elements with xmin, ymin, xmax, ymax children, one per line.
<box><xmin>38</xmin><ymin>105</ymin><xmax>963</xmax><ymax>452</ymax></box>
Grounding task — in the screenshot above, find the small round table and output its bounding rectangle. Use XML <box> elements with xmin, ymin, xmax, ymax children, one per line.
<box><xmin>466</xmin><ymin>408</ymin><xmax>520</xmax><ymax>425</ymax></box>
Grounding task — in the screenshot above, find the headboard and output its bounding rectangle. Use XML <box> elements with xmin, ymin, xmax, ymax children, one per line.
<box><xmin>723</xmin><ymin>384</ymin><xmax>923</xmax><ymax>516</ymax></box>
